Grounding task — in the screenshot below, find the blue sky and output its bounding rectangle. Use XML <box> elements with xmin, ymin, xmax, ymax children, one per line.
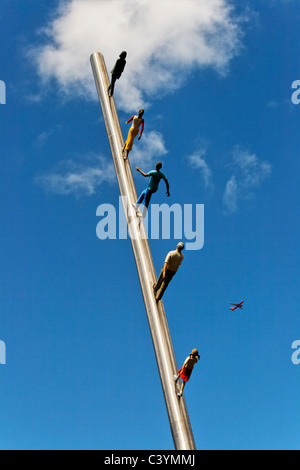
<box><xmin>0</xmin><ymin>0</ymin><xmax>299</xmax><ymax>450</ymax></box>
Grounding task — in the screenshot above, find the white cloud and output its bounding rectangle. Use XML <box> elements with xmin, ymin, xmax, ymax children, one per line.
<box><xmin>223</xmin><ymin>146</ymin><xmax>272</xmax><ymax>213</ymax></box>
<box><xmin>34</xmin><ymin>130</ymin><xmax>55</xmax><ymax>149</ymax></box>
<box><xmin>223</xmin><ymin>175</ymin><xmax>238</xmax><ymax>213</ymax></box>
<box><xmin>35</xmin><ymin>155</ymin><xmax>115</xmax><ymax>196</ymax></box>
<box><xmin>31</xmin><ymin>0</ymin><xmax>243</xmax><ymax>111</ymax></box>
<box><xmin>187</xmin><ymin>150</ymin><xmax>213</xmax><ymax>188</ymax></box>
<box><xmin>232</xmin><ymin>147</ymin><xmax>272</xmax><ymax>188</ymax></box>
<box><xmin>128</xmin><ymin>130</ymin><xmax>168</xmax><ymax>168</ymax></box>
<box><xmin>35</xmin><ymin>129</ymin><xmax>167</xmax><ymax>198</ymax></box>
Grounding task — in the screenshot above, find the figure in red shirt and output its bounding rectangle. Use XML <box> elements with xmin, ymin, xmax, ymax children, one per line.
<box><xmin>174</xmin><ymin>349</ymin><xmax>200</xmax><ymax>398</ymax></box>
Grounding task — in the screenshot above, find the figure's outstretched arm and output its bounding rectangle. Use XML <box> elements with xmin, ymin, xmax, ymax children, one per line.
<box><xmin>125</xmin><ymin>115</ymin><xmax>134</xmax><ymax>125</ymax></box>
<box><xmin>165</xmin><ymin>179</ymin><xmax>170</xmax><ymax>197</ymax></box>
<box><xmin>136</xmin><ymin>167</ymin><xmax>148</xmax><ymax>177</ymax></box>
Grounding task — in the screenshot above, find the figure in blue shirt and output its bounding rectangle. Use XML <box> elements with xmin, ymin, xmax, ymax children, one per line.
<box><xmin>134</xmin><ymin>162</ymin><xmax>170</xmax><ymax>217</ymax></box>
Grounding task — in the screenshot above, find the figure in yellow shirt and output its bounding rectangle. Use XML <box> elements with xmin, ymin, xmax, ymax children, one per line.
<box><xmin>123</xmin><ymin>109</ymin><xmax>145</xmax><ymax>160</ymax></box>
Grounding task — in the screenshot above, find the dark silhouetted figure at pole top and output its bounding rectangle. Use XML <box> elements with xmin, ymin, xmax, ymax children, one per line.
<box><xmin>174</xmin><ymin>349</ymin><xmax>200</xmax><ymax>398</ymax></box>
<box><xmin>153</xmin><ymin>242</ymin><xmax>184</xmax><ymax>302</ymax></box>
<box><xmin>134</xmin><ymin>162</ymin><xmax>170</xmax><ymax>217</ymax></box>
<box><xmin>108</xmin><ymin>51</ymin><xmax>127</xmax><ymax>97</ymax></box>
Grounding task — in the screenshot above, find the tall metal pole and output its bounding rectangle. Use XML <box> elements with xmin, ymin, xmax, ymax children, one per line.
<box><xmin>90</xmin><ymin>52</ymin><xmax>196</xmax><ymax>450</ymax></box>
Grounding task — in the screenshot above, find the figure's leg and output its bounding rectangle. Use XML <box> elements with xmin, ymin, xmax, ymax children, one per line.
<box><xmin>108</xmin><ymin>75</ymin><xmax>116</xmax><ymax>97</ymax></box>
<box><xmin>155</xmin><ymin>271</ymin><xmax>174</xmax><ymax>301</ymax></box>
<box><xmin>154</xmin><ymin>268</ymin><xmax>165</xmax><ymax>292</ymax></box>
<box><xmin>155</xmin><ymin>279</ymin><xmax>168</xmax><ymax>301</ymax></box>
<box><xmin>124</xmin><ymin>128</ymin><xmax>138</xmax><ymax>158</ymax></box>
<box><xmin>178</xmin><ymin>381</ymin><xmax>186</xmax><ymax>398</ymax></box>
<box><xmin>144</xmin><ymin>189</ymin><xmax>152</xmax><ymax>209</ymax></box>
<box><xmin>140</xmin><ymin>190</ymin><xmax>151</xmax><ymax>218</ymax></box>
<box><xmin>136</xmin><ymin>189</ymin><xmax>147</xmax><ymax>206</ymax></box>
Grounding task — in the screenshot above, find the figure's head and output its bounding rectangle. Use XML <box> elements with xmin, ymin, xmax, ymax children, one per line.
<box><xmin>156</xmin><ymin>161</ymin><xmax>162</xmax><ymax>171</ymax></box>
<box><xmin>191</xmin><ymin>348</ymin><xmax>200</xmax><ymax>359</ymax></box>
<box><xmin>138</xmin><ymin>108</ymin><xmax>144</xmax><ymax>117</ymax></box>
<box><xmin>120</xmin><ymin>51</ymin><xmax>127</xmax><ymax>59</ymax></box>
<box><xmin>177</xmin><ymin>242</ymin><xmax>185</xmax><ymax>252</ymax></box>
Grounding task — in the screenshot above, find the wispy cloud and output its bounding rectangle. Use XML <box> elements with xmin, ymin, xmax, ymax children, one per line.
<box><xmin>30</xmin><ymin>0</ymin><xmax>244</xmax><ymax>111</ymax></box>
<box><xmin>266</xmin><ymin>100</ymin><xmax>279</xmax><ymax>109</ymax></box>
<box><xmin>129</xmin><ymin>130</ymin><xmax>168</xmax><ymax>168</ymax></box>
<box><xmin>186</xmin><ymin>150</ymin><xmax>213</xmax><ymax>189</ymax></box>
<box><xmin>223</xmin><ymin>175</ymin><xmax>238</xmax><ymax>213</ymax></box>
<box><xmin>34</xmin><ymin>130</ymin><xmax>167</xmax><ymax>197</ymax></box>
<box><xmin>223</xmin><ymin>146</ymin><xmax>272</xmax><ymax>213</ymax></box>
<box><xmin>35</xmin><ymin>154</ymin><xmax>115</xmax><ymax>197</ymax></box>
<box><xmin>34</xmin><ymin>129</ymin><xmax>56</xmax><ymax>149</ymax></box>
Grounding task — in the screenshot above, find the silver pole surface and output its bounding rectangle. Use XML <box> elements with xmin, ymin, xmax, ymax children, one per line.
<box><xmin>90</xmin><ymin>52</ymin><xmax>196</xmax><ymax>450</ymax></box>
